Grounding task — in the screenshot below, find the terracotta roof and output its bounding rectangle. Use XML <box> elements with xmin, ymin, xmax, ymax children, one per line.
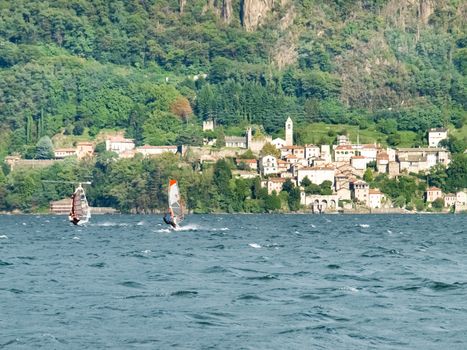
<box><xmin>285</xmin><ymin>154</ymin><xmax>298</xmax><ymax>159</ymax></box>
<box><xmin>335</xmin><ymin>145</ymin><xmax>353</xmax><ymax>150</ymax></box>
<box><xmin>369</xmin><ymin>189</ymin><xmax>382</xmax><ymax>195</ymax></box>
<box><xmin>277</xmin><ymin>159</ymin><xmax>288</xmax><ymax>164</ymax></box>
<box><xmin>269</xmin><ymin>178</ymin><xmax>287</xmax><ymax>183</ymax></box>
<box><xmin>108</xmin><ymin>136</ymin><xmax>134</xmax><ymax>143</ymax></box>
<box><xmin>351</xmin><ymin>155</ymin><xmax>365</xmax><ymax>159</ymax></box>
<box><xmin>282</xmin><ymin>145</ymin><xmax>304</xmax><ymax>150</ymax></box>
<box><xmin>427</xmin><ymin>186</ymin><xmax>441</xmax><ymax>191</ymax></box>
<box><xmin>377</xmin><ymin>152</ymin><xmax>389</xmax><ymax>160</ymax></box>
<box><xmin>300</xmin><ymin>165</ymin><xmax>335</xmax><ymax>171</ymax></box>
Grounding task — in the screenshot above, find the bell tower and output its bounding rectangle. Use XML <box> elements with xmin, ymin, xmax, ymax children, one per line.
<box><xmin>285</xmin><ymin>117</ymin><xmax>293</xmax><ymax>146</ymax></box>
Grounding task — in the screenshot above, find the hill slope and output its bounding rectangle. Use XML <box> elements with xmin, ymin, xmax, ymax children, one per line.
<box><xmin>0</xmin><ymin>0</ymin><xmax>465</xmax><ymax>155</ymax></box>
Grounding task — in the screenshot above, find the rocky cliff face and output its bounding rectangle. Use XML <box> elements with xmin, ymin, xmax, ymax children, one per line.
<box><xmin>241</xmin><ymin>0</ymin><xmax>275</xmax><ymax>32</ymax></box>
<box><xmin>222</xmin><ymin>0</ymin><xmax>233</xmax><ymax>23</ymax></box>
<box><xmin>382</xmin><ymin>0</ymin><xmax>436</xmax><ymax>29</ymax></box>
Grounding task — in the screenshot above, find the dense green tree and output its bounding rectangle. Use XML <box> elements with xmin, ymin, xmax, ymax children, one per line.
<box><xmin>363</xmin><ymin>168</ymin><xmax>374</xmax><ymax>183</ymax></box>
<box><xmin>431</xmin><ymin>198</ymin><xmax>444</xmax><ymax>211</ymax></box>
<box><xmin>35</xmin><ymin>136</ymin><xmax>54</xmax><ymax>159</ymax></box>
<box><xmin>260</xmin><ymin>142</ymin><xmax>280</xmax><ymax>158</ymax></box>
<box><xmin>445</xmin><ymin>154</ymin><xmax>467</xmax><ymax>193</ymax></box>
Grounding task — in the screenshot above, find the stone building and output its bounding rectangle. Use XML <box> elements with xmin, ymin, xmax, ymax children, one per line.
<box><xmin>352</xmin><ymin>180</ymin><xmax>369</xmax><ymax>204</ymax></box>
<box><xmin>428</xmin><ymin>128</ymin><xmax>447</xmax><ymax>147</ymax></box>
<box><xmin>259</xmin><ymin>155</ymin><xmax>278</xmax><ymax>176</ymax></box>
<box><xmin>425</xmin><ymin>187</ymin><xmax>443</xmax><ymax>203</ymax></box>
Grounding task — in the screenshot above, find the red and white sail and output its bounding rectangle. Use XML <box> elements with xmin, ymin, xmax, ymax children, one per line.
<box><xmin>168</xmin><ymin>179</ymin><xmax>184</xmax><ymax>225</ymax></box>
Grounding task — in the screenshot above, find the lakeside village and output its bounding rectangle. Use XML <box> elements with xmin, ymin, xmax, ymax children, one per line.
<box><xmin>4</xmin><ymin>118</ymin><xmax>466</xmax><ymax>214</ymax></box>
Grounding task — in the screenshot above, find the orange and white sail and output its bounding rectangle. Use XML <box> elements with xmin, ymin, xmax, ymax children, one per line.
<box><xmin>168</xmin><ymin>179</ymin><xmax>184</xmax><ymax>225</ymax></box>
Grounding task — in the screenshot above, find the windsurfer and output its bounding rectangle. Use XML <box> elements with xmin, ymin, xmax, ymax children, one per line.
<box><xmin>69</xmin><ymin>212</ymin><xmax>80</xmax><ymax>225</ymax></box>
<box><xmin>69</xmin><ymin>193</ymin><xmax>80</xmax><ymax>225</ymax></box>
<box><xmin>163</xmin><ymin>208</ymin><xmax>177</xmax><ymax>228</ymax></box>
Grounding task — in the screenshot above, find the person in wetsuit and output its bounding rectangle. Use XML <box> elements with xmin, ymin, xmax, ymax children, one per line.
<box><xmin>69</xmin><ymin>193</ymin><xmax>80</xmax><ymax>225</ymax></box>
<box><xmin>69</xmin><ymin>213</ymin><xmax>80</xmax><ymax>225</ymax></box>
<box><xmin>163</xmin><ymin>209</ymin><xmax>177</xmax><ymax>228</ymax></box>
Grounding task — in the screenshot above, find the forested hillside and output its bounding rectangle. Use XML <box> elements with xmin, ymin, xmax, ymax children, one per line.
<box><xmin>0</xmin><ymin>0</ymin><xmax>466</xmax><ymax>156</ymax></box>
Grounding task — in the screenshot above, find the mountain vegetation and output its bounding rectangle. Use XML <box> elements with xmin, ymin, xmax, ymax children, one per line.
<box><xmin>0</xmin><ymin>0</ymin><xmax>465</xmax><ymax>156</ymax></box>
<box><xmin>0</xmin><ymin>0</ymin><xmax>466</xmax><ymax>213</ymax></box>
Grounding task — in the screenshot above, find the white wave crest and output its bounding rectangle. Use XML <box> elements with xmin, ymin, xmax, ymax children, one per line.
<box><xmin>249</xmin><ymin>243</ymin><xmax>261</xmax><ymax>249</ymax></box>
<box><xmin>358</xmin><ymin>224</ymin><xmax>370</xmax><ymax>228</ymax></box>
<box><xmin>0</xmin><ymin>235</ymin><xmax>8</xmax><ymax>239</ymax></box>
<box><xmin>175</xmin><ymin>224</ymin><xmax>199</xmax><ymax>231</ymax></box>
<box><xmin>155</xmin><ymin>228</ymin><xmax>171</xmax><ymax>233</ymax></box>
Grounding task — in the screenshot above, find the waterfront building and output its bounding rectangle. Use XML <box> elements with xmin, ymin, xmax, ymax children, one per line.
<box><xmin>368</xmin><ymin>189</ymin><xmax>384</xmax><ymax>209</ymax></box>
<box><xmin>456</xmin><ymin>191</ymin><xmax>467</xmax><ymax>212</ymax></box>
<box><xmin>352</xmin><ymin>180</ymin><xmax>369</xmax><ymax>204</ymax></box>
<box><xmin>300</xmin><ymin>193</ymin><xmax>339</xmax><ymax>213</ymax></box>
<box><xmin>425</xmin><ymin>187</ymin><xmax>443</xmax><ymax>203</ymax></box>
<box><xmin>262</xmin><ymin>177</ymin><xmax>288</xmax><ymax>194</ymax></box>
<box><xmin>444</xmin><ymin>193</ymin><xmax>457</xmax><ymax>207</ymax></box>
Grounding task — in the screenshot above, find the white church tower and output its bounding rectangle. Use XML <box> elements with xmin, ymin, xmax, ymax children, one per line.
<box><xmin>285</xmin><ymin>117</ymin><xmax>293</xmax><ymax>146</ymax></box>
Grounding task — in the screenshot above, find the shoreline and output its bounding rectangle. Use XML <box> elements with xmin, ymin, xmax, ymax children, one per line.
<box><xmin>0</xmin><ymin>211</ymin><xmax>458</xmax><ymax>216</ymax></box>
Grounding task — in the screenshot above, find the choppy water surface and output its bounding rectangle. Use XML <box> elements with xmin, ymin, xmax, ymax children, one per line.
<box><xmin>1</xmin><ymin>214</ymin><xmax>466</xmax><ymax>349</ymax></box>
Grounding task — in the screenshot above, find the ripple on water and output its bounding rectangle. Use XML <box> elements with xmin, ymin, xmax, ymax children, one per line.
<box><xmin>0</xmin><ymin>260</ymin><xmax>13</xmax><ymax>266</ymax></box>
<box><xmin>170</xmin><ymin>290</ymin><xmax>198</xmax><ymax>297</ymax></box>
<box><xmin>1</xmin><ymin>214</ymin><xmax>466</xmax><ymax>349</ymax></box>
<box><xmin>118</xmin><ymin>281</ymin><xmax>145</xmax><ymax>289</ymax></box>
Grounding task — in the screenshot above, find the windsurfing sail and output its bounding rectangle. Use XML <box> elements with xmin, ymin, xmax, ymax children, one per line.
<box><xmin>168</xmin><ymin>179</ymin><xmax>184</xmax><ymax>226</ymax></box>
<box><xmin>70</xmin><ymin>183</ymin><xmax>91</xmax><ymax>225</ymax></box>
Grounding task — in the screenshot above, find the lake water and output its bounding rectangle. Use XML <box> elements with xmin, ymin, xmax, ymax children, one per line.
<box><xmin>0</xmin><ymin>214</ymin><xmax>466</xmax><ymax>349</ymax></box>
